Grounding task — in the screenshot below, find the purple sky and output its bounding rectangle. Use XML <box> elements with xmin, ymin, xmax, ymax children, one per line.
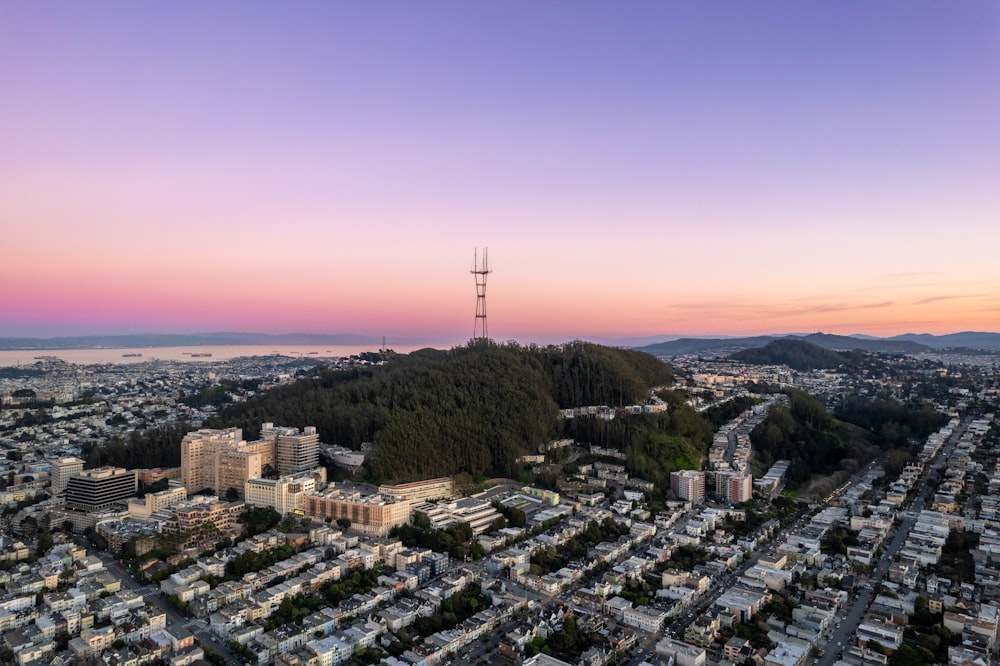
<box><xmin>2</xmin><ymin>2</ymin><xmax>999</xmax><ymax>342</ymax></box>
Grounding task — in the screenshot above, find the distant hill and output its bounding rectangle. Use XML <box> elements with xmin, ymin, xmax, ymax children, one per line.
<box><xmin>797</xmin><ymin>333</ymin><xmax>928</xmax><ymax>353</ymax></box>
<box><xmin>888</xmin><ymin>331</ymin><xmax>1000</xmax><ymax>351</ymax></box>
<box><xmin>729</xmin><ymin>339</ymin><xmax>848</xmax><ymax>371</ymax></box>
<box><xmin>637</xmin><ymin>336</ymin><xmax>779</xmax><ymax>356</ymax></box>
<box><xmin>637</xmin><ymin>332</ymin><xmax>932</xmax><ymax>357</ymax></box>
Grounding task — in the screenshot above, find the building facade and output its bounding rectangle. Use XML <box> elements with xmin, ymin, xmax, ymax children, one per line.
<box><xmin>716</xmin><ymin>471</ymin><xmax>753</xmax><ymax>503</ymax></box>
<box><xmin>180</xmin><ymin>428</ymin><xmax>262</xmax><ymax>499</ymax></box>
<box><xmin>377</xmin><ymin>478</ymin><xmax>454</xmax><ymax>503</ymax></box>
<box><xmin>303</xmin><ymin>491</ymin><xmax>411</xmax><ymax>536</ymax></box>
<box><xmin>155</xmin><ymin>495</ymin><xmax>245</xmax><ymax>535</ymax></box>
<box><xmin>50</xmin><ymin>457</ymin><xmax>85</xmax><ymax>494</ymax></box>
<box><xmin>127</xmin><ymin>485</ymin><xmax>188</xmax><ymax>519</ymax></box>
<box><xmin>261</xmin><ymin>423</ymin><xmax>320</xmax><ymax>475</ymax></box>
<box><xmin>64</xmin><ymin>467</ymin><xmax>138</xmax><ymax>512</ymax></box>
<box><xmin>670</xmin><ymin>470</ymin><xmax>706</xmax><ymax>504</ymax></box>
<box><xmin>244</xmin><ymin>471</ymin><xmax>320</xmax><ymax>514</ymax></box>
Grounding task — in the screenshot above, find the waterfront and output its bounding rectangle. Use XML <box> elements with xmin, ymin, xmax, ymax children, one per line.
<box><xmin>0</xmin><ymin>344</ymin><xmax>441</xmax><ymax>366</ymax></box>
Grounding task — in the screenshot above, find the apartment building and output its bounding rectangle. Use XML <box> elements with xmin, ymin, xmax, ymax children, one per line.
<box><xmin>671</xmin><ymin>470</ymin><xmax>706</xmax><ymax>504</ymax></box>
<box><xmin>716</xmin><ymin>471</ymin><xmax>753</xmax><ymax>503</ymax></box>
<box><xmin>155</xmin><ymin>495</ymin><xmax>244</xmax><ymax>535</ymax></box>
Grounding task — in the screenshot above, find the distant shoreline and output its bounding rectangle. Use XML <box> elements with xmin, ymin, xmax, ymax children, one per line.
<box><xmin>0</xmin><ymin>344</ymin><xmax>443</xmax><ymax>366</ymax></box>
<box><xmin>0</xmin><ymin>332</ymin><xmax>453</xmax><ymax>352</ymax></box>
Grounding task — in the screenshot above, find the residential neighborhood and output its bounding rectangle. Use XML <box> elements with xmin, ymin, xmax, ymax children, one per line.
<box><xmin>1</xmin><ymin>348</ymin><xmax>998</xmax><ymax>666</ymax></box>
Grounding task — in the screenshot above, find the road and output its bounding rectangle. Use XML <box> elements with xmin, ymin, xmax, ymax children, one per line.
<box><xmin>815</xmin><ymin>417</ymin><xmax>965</xmax><ymax>665</ymax></box>
<box><xmin>95</xmin><ymin>551</ymin><xmax>242</xmax><ymax>663</ymax></box>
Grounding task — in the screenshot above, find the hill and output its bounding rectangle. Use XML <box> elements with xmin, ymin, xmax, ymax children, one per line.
<box><xmin>729</xmin><ymin>339</ymin><xmax>848</xmax><ymax>370</ymax></box>
<box><xmin>211</xmin><ymin>340</ymin><xmax>675</xmax><ymax>482</ymax></box>
<box><xmin>751</xmin><ymin>389</ymin><xmax>948</xmax><ymax>495</ymax></box>
<box><xmin>751</xmin><ymin>390</ymin><xmax>877</xmax><ymax>492</ymax></box>
<box><xmin>889</xmin><ymin>331</ymin><xmax>1000</xmax><ymax>351</ymax></box>
<box><xmin>636</xmin><ymin>336</ymin><xmax>778</xmax><ymax>356</ymax></box>
<box><xmin>798</xmin><ymin>332</ymin><xmax>928</xmax><ymax>353</ymax></box>
<box><xmin>637</xmin><ymin>333</ymin><xmax>930</xmax><ymax>357</ymax></box>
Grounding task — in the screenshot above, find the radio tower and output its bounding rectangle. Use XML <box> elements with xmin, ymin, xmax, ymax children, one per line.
<box><xmin>471</xmin><ymin>248</ymin><xmax>491</xmax><ymax>340</ymax></box>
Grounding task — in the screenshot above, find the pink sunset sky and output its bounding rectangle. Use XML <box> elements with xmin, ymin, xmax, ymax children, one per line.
<box><xmin>2</xmin><ymin>2</ymin><xmax>999</xmax><ymax>344</ymax></box>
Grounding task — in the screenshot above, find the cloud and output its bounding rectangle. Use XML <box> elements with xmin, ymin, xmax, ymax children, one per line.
<box><xmin>882</xmin><ymin>271</ymin><xmax>941</xmax><ymax>280</ymax></box>
<box><xmin>913</xmin><ymin>293</ymin><xmax>989</xmax><ymax>305</ymax></box>
<box><xmin>657</xmin><ymin>299</ymin><xmax>896</xmax><ymax>321</ymax></box>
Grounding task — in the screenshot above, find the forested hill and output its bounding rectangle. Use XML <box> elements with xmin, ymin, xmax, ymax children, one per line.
<box><xmin>212</xmin><ymin>340</ymin><xmax>673</xmax><ymax>482</ymax></box>
<box><xmin>729</xmin><ymin>339</ymin><xmax>848</xmax><ymax>371</ymax></box>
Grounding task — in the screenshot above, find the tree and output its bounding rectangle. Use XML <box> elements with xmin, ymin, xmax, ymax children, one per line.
<box><xmin>35</xmin><ymin>532</ymin><xmax>53</xmax><ymax>557</ymax></box>
<box><xmin>225</xmin><ymin>487</ymin><xmax>239</xmax><ymax>502</ymax></box>
<box><xmin>19</xmin><ymin>515</ymin><xmax>38</xmax><ymax>539</ymax></box>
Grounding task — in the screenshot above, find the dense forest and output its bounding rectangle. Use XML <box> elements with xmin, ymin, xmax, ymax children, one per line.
<box><xmin>729</xmin><ymin>339</ymin><xmax>848</xmax><ymax>371</ymax></box>
<box><xmin>701</xmin><ymin>396</ymin><xmax>763</xmax><ymax>429</ymax></box>
<box><xmin>81</xmin><ymin>422</ymin><xmax>189</xmax><ymax>470</ymax></box>
<box><xmin>210</xmin><ymin>340</ymin><xmax>674</xmax><ymax>482</ymax></box>
<box><xmin>751</xmin><ymin>389</ymin><xmax>949</xmax><ymax>492</ymax></box>
<box><xmin>832</xmin><ymin>396</ymin><xmax>947</xmax><ymax>448</ymax></box>
<box><xmin>561</xmin><ymin>391</ymin><xmax>711</xmax><ymax>486</ymax></box>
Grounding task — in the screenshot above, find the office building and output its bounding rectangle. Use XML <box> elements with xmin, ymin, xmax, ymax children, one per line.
<box><xmin>64</xmin><ymin>467</ymin><xmax>138</xmax><ymax>512</ymax></box>
<box><xmin>50</xmin><ymin>457</ymin><xmax>85</xmax><ymax>494</ymax></box>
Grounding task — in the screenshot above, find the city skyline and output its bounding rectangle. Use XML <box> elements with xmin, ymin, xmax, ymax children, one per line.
<box><xmin>2</xmin><ymin>2</ymin><xmax>999</xmax><ymax>342</ymax></box>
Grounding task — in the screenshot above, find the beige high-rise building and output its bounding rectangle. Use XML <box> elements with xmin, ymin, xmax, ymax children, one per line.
<box><xmin>180</xmin><ymin>428</ymin><xmax>261</xmax><ymax>499</ymax></box>
<box><xmin>261</xmin><ymin>423</ymin><xmax>319</xmax><ymax>475</ymax></box>
<box><xmin>715</xmin><ymin>471</ymin><xmax>753</xmax><ymax>504</ymax></box>
<box><xmin>244</xmin><ymin>438</ymin><xmax>276</xmax><ymax>471</ymax></box>
<box><xmin>670</xmin><ymin>470</ymin><xmax>705</xmax><ymax>504</ymax></box>
<box><xmin>181</xmin><ymin>428</ymin><xmax>242</xmax><ymax>492</ymax></box>
<box><xmin>50</xmin><ymin>457</ymin><xmax>85</xmax><ymax>494</ymax></box>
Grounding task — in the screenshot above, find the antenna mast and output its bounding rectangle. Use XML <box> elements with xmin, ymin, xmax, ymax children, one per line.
<box><xmin>471</xmin><ymin>248</ymin><xmax>492</xmax><ymax>340</ymax></box>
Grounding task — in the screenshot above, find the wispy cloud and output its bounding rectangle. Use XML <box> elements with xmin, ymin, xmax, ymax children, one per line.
<box><xmin>913</xmin><ymin>293</ymin><xmax>989</xmax><ymax>305</ymax></box>
<box><xmin>655</xmin><ymin>299</ymin><xmax>897</xmax><ymax>322</ymax></box>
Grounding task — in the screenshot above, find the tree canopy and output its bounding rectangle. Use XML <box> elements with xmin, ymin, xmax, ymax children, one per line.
<box><xmin>212</xmin><ymin>340</ymin><xmax>674</xmax><ymax>482</ymax></box>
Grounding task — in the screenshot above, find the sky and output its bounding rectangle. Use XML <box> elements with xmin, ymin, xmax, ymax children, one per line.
<box><xmin>2</xmin><ymin>2</ymin><xmax>999</xmax><ymax>344</ymax></box>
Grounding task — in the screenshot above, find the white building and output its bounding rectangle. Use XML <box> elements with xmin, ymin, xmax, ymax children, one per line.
<box><xmin>245</xmin><ymin>470</ymin><xmax>323</xmax><ymax>514</ymax></box>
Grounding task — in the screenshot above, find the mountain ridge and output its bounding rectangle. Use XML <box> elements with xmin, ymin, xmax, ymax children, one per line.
<box><xmin>635</xmin><ymin>331</ymin><xmax>1000</xmax><ymax>355</ymax></box>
